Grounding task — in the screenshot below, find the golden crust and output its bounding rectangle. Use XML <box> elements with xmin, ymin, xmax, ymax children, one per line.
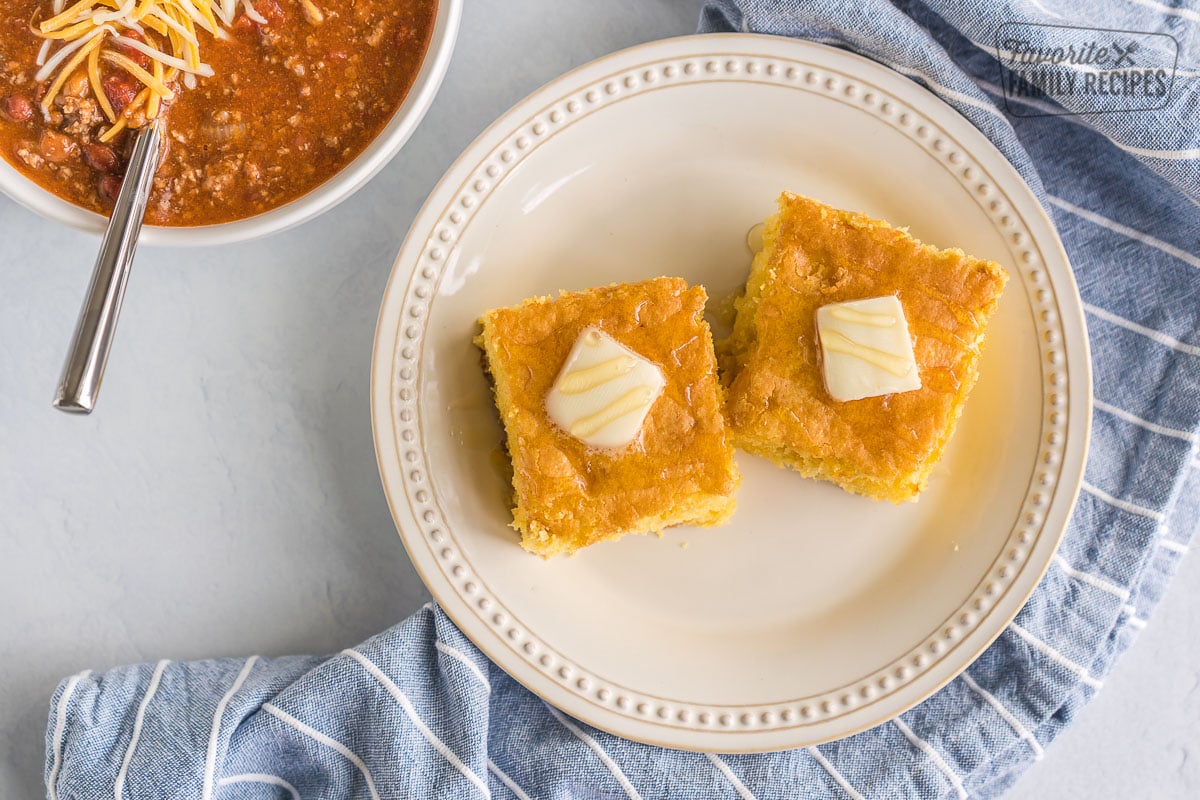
<box><xmin>720</xmin><ymin>192</ymin><xmax>1008</xmax><ymax>502</ymax></box>
<box><xmin>477</xmin><ymin>277</ymin><xmax>740</xmax><ymax>557</ymax></box>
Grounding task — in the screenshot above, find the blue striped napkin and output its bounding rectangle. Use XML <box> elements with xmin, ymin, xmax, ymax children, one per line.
<box><xmin>47</xmin><ymin>1</ymin><xmax>1199</xmax><ymax>798</ymax></box>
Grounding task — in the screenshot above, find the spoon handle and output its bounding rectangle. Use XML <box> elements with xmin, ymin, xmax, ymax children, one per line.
<box><xmin>53</xmin><ymin>121</ymin><xmax>162</xmax><ymax>414</ymax></box>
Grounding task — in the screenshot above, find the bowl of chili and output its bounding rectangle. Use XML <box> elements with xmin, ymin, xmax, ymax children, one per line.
<box><xmin>0</xmin><ymin>0</ymin><xmax>460</xmax><ymax>245</ymax></box>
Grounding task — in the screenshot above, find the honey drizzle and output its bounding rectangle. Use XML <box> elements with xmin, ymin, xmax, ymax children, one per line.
<box><xmin>568</xmin><ymin>386</ymin><xmax>657</xmax><ymax>439</ymax></box>
<box><xmin>829</xmin><ymin>306</ymin><xmax>897</xmax><ymax>327</ymax></box>
<box><xmin>555</xmin><ymin>356</ymin><xmax>637</xmax><ymax>394</ymax></box>
<box><xmin>820</xmin><ymin>329</ymin><xmax>913</xmax><ymax>376</ymax></box>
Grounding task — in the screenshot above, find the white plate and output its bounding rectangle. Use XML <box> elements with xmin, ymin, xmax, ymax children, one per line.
<box><xmin>371</xmin><ymin>34</ymin><xmax>1091</xmax><ymax>751</ymax></box>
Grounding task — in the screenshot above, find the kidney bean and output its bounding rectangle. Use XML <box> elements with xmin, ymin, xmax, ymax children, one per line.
<box><xmin>99</xmin><ymin>175</ymin><xmax>123</xmax><ymax>202</ymax></box>
<box><xmin>39</xmin><ymin>130</ymin><xmax>76</xmax><ymax>163</ymax></box>
<box><xmin>1</xmin><ymin>95</ymin><xmax>33</xmax><ymax>122</ymax></box>
<box><xmin>114</xmin><ymin>29</ymin><xmax>152</xmax><ymax>70</ymax></box>
<box><xmin>83</xmin><ymin>143</ymin><xmax>118</xmax><ymax>173</ymax></box>
<box><xmin>63</xmin><ymin>70</ymin><xmax>90</xmax><ymax>99</ymax></box>
<box><xmin>102</xmin><ymin>73</ymin><xmax>139</xmax><ymax>113</ymax></box>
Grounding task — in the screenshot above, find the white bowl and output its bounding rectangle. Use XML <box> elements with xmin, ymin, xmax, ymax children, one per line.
<box><xmin>0</xmin><ymin>0</ymin><xmax>461</xmax><ymax>247</ymax></box>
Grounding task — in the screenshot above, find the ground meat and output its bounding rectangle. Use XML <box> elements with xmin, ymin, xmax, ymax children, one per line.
<box><xmin>283</xmin><ymin>55</ymin><xmax>306</xmax><ymax>77</ymax></box>
<box><xmin>4</xmin><ymin>61</ymin><xmax>26</xmax><ymax>85</ymax></box>
<box><xmin>59</xmin><ymin>95</ymin><xmax>104</xmax><ymax>138</ymax></box>
<box><xmin>200</xmin><ymin>154</ymin><xmax>242</xmax><ymax>194</ymax></box>
<box><xmin>14</xmin><ymin>141</ymin><xmax>44</xmax><ymax>169</ymax></box>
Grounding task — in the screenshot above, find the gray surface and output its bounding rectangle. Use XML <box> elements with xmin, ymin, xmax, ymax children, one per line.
<box><xmin>0</xmin><ymin>2</ymin><xmax>1195</xmax><ymax>797</ymax></box>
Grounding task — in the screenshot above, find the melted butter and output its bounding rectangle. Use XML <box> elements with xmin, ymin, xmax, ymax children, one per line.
<box><xmin>545</xmin><ymin>327</ymin><xmax>666</xmax><ymax>448</ymax></box>
<box><xmin>819</xmin><ymin>330</ymin><xmax>914</xmax><ymax>377</ymax></box>
<box><xmin>556</xmin><ymin>356</ymin><xmax>637</xmax><ymax>394</ymax></box>
<box><xmin>829</xmin><ymin>306</ymin><xmax>896</xmax><ymax>328</ymax></box>
<box><xmin>569</xmin><ymin>386</ymin><xmax>657</xmax><ymax>439</ymax></box>
<box><xmin>746</xmin><ymin>222</ymin><xmax>766</xmax><ymax>254</ymax></box>
<box><xmin>816</xmin><ymin>295</ymin><xmax>921</xmax><ymax>402</ymax></box>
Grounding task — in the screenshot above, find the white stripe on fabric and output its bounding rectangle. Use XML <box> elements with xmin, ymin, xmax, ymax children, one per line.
<box><xmin>218</xmin><ymin>773</ymin><xmax>300</xmax><ymax>800</ymax></box>
<box><xmin>544</xmin><ymin>703</ymin><xmax>643</xmax><ymax>800</ymax></box>
<box><xmin>1127</xmin><ymin>0</ymin><xmax>1200</xmax><ymax>23</ymax></box>
<box><xmin>1128</xmin><ymin>616</ymin><xmax>1148</xmax><ymax>630</ymax></box>
<box><xmin>977</xmin><ymin>77</ymin><xmax>1200</xmax><ymax>163</ymax></box>
<box><xmin>977</xmin><ymin>78</ymin><xmax>1078</xmax><ymax>118</ymax></box>
<box><xmin>1047</xmin><ymin>195</ymin><xmax>1200</xmax><ymax>270</ymax></box>
<box><xmin>1084</xmin><ymin>303</ymin><xmax>1200</xmax><ymax>357</ymax></box>
<box><xmin>1094</xmin><ymin>399</ymin><xmax>1198</xmax><ymax>442</ymax></box>
<box><xmin>1009</xmin><ymin>623</ymin><xmax>1103</xmax><ymax>689</ymax></box>
<box><xmin>487</xmin><ymin>760</ymin><xmax>533</xmax><ymax>800</ymax></box>
<box><xmin>48</xmin><ymin>669</ymin><xmax>91</xmax><ymax>800</ymax></box>
<box><xmin>435</xmin><ymin>640</ymin><xmax>491</xmax><ymax>692</ymax></box>
<box><xmin>202</xmin><ymin>656</ymin><xmax>259</xmax><ymax>800</ymax></box>
<box><xmin>1026</xmin><ymin>0</ymin><xmax>1066</xmax><ymax>20</ymax></box>
<box><xmin>1115</xmin><ymin>142</ymin><xmax>1200</xmax><ymax>161</ymax></box>
<box><xmin>1052</xmin><ymin>555</ymin><xmax>1131</xmax><ymax>601</ymax></box>
<box><xmin>959</xmin><ymin>672</ymin><xmax>1044</xmax><ymax>760</ymax></box>
<box><xmin>114</xmin><ymin>659</ymin><xmax>170</xmax><ymax>800</ymax></box>
<box><xmin>807</xmin><ymin>746</ymin><xmax>867</xmax><ymax>800</ymax></box>
<box><xmin>706</xmin><ymin>753</ymin><xmax>757</xmax><ymax>800</ymax></box>
<box><xmin>262</xmin><ymin>703</ymin><xmax>381</xmax><ymax>800</ymax></box>
<box><xmin>1159</xmin><ymin>538</ymin><xmax>1190</xmax><ymax>554</ymax></box>
<box><xmin>342</xmin><ymin>649</ymin><xmax>491</xmax><ymax>798</ymax></box>
<box><xmin>893</xmin><ymin>718</ymin><xmax>967</xmax><ymax>800</ymax></box>
<box><xmin>1080</xmin><ymin>481</ymin><xmax>1165</xmax><ymax>522</ymax></box>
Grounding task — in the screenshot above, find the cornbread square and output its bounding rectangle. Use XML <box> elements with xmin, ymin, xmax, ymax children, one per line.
<box><xmin>477</xmin><ymin>277</ymin><xmax>740</xmax><ymax>557</ymax></box>
<box><xmin>721</xmin><ymin>192</ymin><xmax>1008</xmax><ymax>502</ymax></box>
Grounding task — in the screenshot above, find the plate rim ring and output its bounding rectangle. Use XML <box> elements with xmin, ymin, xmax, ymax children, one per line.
<box><xmin>370</xmin><ymin>32</ymin><xmax>1092</xmax><ymax>752</ymax></box>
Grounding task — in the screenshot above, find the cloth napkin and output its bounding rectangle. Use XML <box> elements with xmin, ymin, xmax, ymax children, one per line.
<box><xmin>46</xmin><ymin>2</ymin><xmax>1200</xmax><ymax>798</ymax></box>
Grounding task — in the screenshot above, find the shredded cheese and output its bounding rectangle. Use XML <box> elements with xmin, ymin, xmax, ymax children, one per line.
<box><xmin>33</xmin><ymin>0</ymin><xmax>264</xmax><ymax>136</ymax></box>
<box><xmin>146</xmin><ymin>59</ymin><xmax>164</xmax><ymax>118</ymax></box>
<box><xmin>41</xmin><ymin>31</ymin><xmax>105</xmax><ymax>112</ymax></box>
<box><xmin>86</xmin><ymin>45</ymin><xmax>116</xmax><ymax>121</ymax></box>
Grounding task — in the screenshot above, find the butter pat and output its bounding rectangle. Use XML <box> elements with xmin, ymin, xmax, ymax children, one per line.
<box><xmin>816</xmin><ymin>296</ymin><xmax>921</xmax><ymax>402</ymax></box>
<box><xmin>546</xmin><ymin>327</ymin><xmax>666</xmax><ymax>448</ymax></box>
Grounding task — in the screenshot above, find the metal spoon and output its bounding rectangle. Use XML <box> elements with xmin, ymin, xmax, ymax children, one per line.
<box><xmin>53</xmin><ymin>120</ymin><xmax>162</xmax><ymax>414</ymax></box>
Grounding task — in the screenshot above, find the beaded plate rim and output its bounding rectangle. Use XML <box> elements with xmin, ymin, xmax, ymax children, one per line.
<box><xmin>371</xmin><ymin>34</ymin><xmax>1091</xmax><ymax>751</ymax></box>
